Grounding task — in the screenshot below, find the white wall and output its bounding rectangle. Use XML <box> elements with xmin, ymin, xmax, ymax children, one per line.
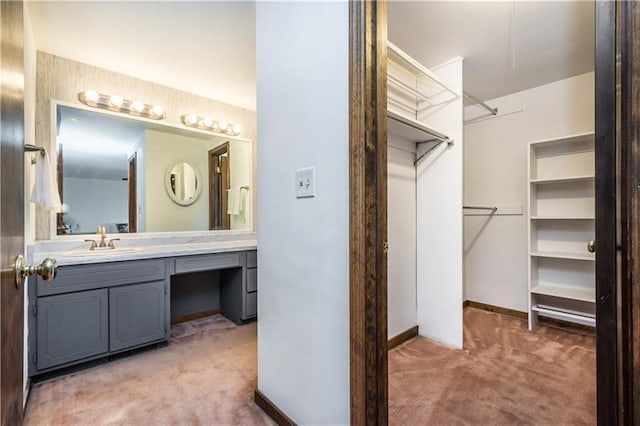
<box><xmin>63</xmin><ymin>177</ymin><xmax>127</xmax><ymax>234</ymax></box>
<box><xmin>256</xmin><ymin>2</ymin><xmax>350</xmax><ymax>424</ymax></box>
<box><xmin>388</xmin><ymin>135</ymin><xmax>417</xmax><ymax>338</ymax></box>
<box><xmin>463</xmin><ymin>72</ymin><xmax>595</xmax><ymax>312</ymax></box>
<box><xmin>416</xmin><ymin>58</ymin><xmax>464</xmax><ymax>349</ymax></box>
<box><xmin>143</xmin><ymin>130</ymin><xmax>252</xmax><ymax>232</ymax></box>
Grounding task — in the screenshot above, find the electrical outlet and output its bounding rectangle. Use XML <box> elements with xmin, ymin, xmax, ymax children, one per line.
<box><xmin>295</xmin><ymin>167</ymin><xmax>316</xmax><ymax>198</ymax></box>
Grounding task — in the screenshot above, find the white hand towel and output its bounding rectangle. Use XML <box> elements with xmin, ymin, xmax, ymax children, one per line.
<box><xmin>31</xmin><ymin>151</ymin><xmax>61</xmax><ymax>211</ymax></box>
<box><xmin>227</xmin><ymin>188</ymin><xmax>241</xmax><ymax>215</ymax></box>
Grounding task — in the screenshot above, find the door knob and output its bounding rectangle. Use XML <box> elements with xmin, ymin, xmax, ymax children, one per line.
<box><xmin>587</xmin><ymin>240</ymin><xmax>596</xmax><ymax>253</ymax></box>
<box><xmin>14</xmin><ymin>255</ymin><xmax>58</xmax><ymax>289</ymax></box>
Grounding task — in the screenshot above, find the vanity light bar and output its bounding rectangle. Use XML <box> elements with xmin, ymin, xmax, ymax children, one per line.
<box><xmin>78</xmin><ymin>90</ymin><xmax>166</xmax><ymax>120</ymax></box>
<box><xmin>180</xmin><ymin>114</ymin><xmax>241</xmax><ymax>136</ymax></box>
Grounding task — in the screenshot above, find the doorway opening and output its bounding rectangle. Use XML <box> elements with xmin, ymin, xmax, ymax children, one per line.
<box><xmin>349</xmin><ymin>1</ymin><xmax>630</xmax><ymax>423</ymax></box>
<box><xmin>209</xmin><ymin>142</ymin><xmax>231</xmax><ymax>231</ymax></box>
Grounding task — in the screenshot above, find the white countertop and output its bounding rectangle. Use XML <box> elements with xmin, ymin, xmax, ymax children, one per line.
<box><xmin>28</xmin><ymin>231</ymin><xmax>257</xmax><ymax>266</ymax></box>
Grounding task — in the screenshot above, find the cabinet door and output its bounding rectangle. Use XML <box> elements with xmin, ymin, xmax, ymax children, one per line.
<box><xmin>110</xmin><ymin>281</ymin><xmax>167</xmax><ymax>352</ymax></box>
<box><xmin>37</xmin><ymin>289</ymin><xmax>108</xmax><ymax>370</ymax></box>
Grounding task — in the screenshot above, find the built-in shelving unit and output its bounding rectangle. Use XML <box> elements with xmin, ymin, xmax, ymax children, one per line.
<box><xmin>386</xmin><ymin>42</ymin><xmax>458</xmax><ymax>163</ymax></box>
<box><xmin>527</xmin><ymin>132</ymin><xmax>596</xmax><ymax>329</ymax></box>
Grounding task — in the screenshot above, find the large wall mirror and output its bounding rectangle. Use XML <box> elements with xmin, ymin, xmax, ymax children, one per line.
<box><xmin>55</xmin><ymin>103</ymin><xmax>252</xmax><ymax>235</ymax></box>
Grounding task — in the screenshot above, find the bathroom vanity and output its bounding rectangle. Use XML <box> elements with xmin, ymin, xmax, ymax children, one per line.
<box><xmin>27</xmin><ymin>236</ymin><xmax>257</xmax><ymax>377</ymax></box>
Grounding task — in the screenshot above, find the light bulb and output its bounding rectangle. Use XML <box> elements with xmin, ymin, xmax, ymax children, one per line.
<box><xmin>151</xmin><ymin>105</ymin><xmax>164</xmax><ymax>116</ymax></box>
<box><xmin>202</xmin><ymin>117</ymin><xmax>213</xmax><ymax>127</ymax></box>
<box><xmin>218</xmin><ymin>120</ymin><xmax>228</xmax><ymax>131</ymax></box>
<box><xmin>110</xmin><ymin>95</ymin><xmax>123</xmax><ymax>107</ymax></box>
<box><xmin>132</xmin><ymin>100</ymin><xmax>145</xmax><ymax>112</ymax></box>
<box><xmin>186</xmin><ymin>114</ymin><xmax>198</xmax><ymax>125</ymax></box>
<box><xmin>232</xmin><ymin>123</ymin><xmax>241</xmax><ymax>134</ymax></box>
<box><xmin>84</xmin><ymin>89</ymin><xmax>99</xmax><ymax>103</ymax></box>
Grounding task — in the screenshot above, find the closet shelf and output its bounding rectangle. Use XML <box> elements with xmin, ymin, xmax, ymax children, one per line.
<box><xmin>531</xmin><ymin>305</ymin><xmax>596</xmax><ymax>326</ymax></box>
<box><xmin>530</xmin><ymin>283</ymin><xmax>595</xmax><ymax>303</ymax></box>
<box><xmin>387</xmin><ymin>41</ymin><xmax>460</xmax><ymax>103</ymax></box>
<box><xmin>530</xmin><ymin>175</ymin><xmax>595</xmax><ymax>184</ymax></box>
<box><xmin>530</xmin><ymin>251</ymin><xmax>595</xmax><ymax>262</ymax></box>
<box><xmin>387</xmin><ymin>110</ymin><xmax>451</xmax><ymax>144</ymax></box>
<box><xmin>530</xmin><ymin>216</ymin><xmax>595</xmax><ymax>220</ymax></box>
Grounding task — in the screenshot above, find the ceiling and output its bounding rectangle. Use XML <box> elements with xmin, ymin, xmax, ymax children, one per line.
<box><xmin>389</xmin><ymin>0</ymin><xmax>594</xmax><ymax>102</ymax></box>
<box><xmin>27</xmin><ymin>1</ymin><xmax>257</xmax><ymax>111</ymax></box>
<box><xmin>29</xmin><ymin>1</ymin><xmax>594</xmax><ymax>113</ymax></box>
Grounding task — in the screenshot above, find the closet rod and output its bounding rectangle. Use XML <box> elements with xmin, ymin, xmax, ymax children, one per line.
<box><xmin>25</xmin><ymin>144</ymin><xmax>45</xmax><ymax>156</ymax></box>
<box><xmin>463</xmin><ymin>91</ymin><xmax>498</xmax><ymax>116</ymax></box>
<box><xmin>463</xmin><ymin>205</ymin><xmax>497</xmax><ymax>212</ymax></box>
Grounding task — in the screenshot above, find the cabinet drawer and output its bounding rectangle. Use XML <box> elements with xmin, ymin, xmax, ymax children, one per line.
<box><xmin>37</xmin><ymin>289</ymin><xmax>108</xmax><ymax>370</ymax></box>
<box><xmin>110</xmin><ymin>281</ymin><xmax>167</xmax><ymax>352</ymax></box>
<box><xmin>37</xmin><ymin>259</ymin><xmax>166</xmax><ymax>296</ymax></box>
<box><xmin>246</xmin><ymin>268</ymin><xmax>257</xmax><ymax>293</ymax></box>
<box><xmin>247</xmin><ymin>250</ymin><xmax>257</xmax><ymax>268</ymax></box>
<box><xmin>245</xmin><ymin>292</ymin><xmax>257</xmax><ymax>318</ymax></box>
<box><xmin>175</xmin><ymin>252</ymin><xmax>243</xmax><ymax>274</ymax></box>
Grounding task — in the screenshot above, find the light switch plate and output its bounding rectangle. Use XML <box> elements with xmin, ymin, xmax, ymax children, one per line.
<box><xmin>295</xmin><ymin>167</ymin><xmax>316</xmax><ymax>198</ymax></box>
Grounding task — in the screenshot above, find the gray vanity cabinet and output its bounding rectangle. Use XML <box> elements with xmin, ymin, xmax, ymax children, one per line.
<box><xmin>109</xmin><ymin>281</ymin><xmax>167</xmax><ymax>352</ymax></box>
<box><xmin>29</xmin><ymin>250</ymin><xmax>257</xmax><ymax>377</ymax></box>
<box><xmin>36</xmin><ymin>289</ymin><xmax>109</xmax><ymax>370</ymax></box>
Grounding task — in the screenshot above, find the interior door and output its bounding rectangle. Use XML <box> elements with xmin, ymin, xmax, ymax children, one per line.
<box><xmin>208</xmin><ymin>143</ymin><xmax>230</xmax><ymax>230</ymax></box>
<box><xmin>0</xmin><ymin>1</ymin><xmax>26</xmax><ymax>424</ymax></box>
<box><xmin>128</xmin><ymin>153</ymin><xmax>137</xmax><ymax>233</ymax></box>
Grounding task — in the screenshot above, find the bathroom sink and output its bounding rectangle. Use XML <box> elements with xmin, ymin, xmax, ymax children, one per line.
<box><xmin>62</xmin><ymin>247</ymin><xmax>142</xmax><ymax>257</ymax></box>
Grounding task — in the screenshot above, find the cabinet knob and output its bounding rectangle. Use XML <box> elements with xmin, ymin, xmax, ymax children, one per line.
<box><xmin>14</xmin><ymin>255</ymin><xmax>58</xmax><ymax>289</ymax></box>
<box><xmin>587</xmin><ymin>240</ymin><xmax>596</xmax><ymax>253</ymax></box>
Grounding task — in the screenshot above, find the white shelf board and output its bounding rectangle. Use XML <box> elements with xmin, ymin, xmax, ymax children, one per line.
<box><xmin>530</xmin><ymin>175</ymin><xmax>595</xmax><ymax>184</ymax></box>
<box><xmin>387</xmin><ymin>109</ymin><xmax>451</xmax><ymax>144</ymax></box>
<box><xmin>530</xmin><ymin>283</ymin><xmax>595</xmax><ymax>303</ymax></box>
<box><xmin>529</xmin><ymin>132</ymin><xmax>595</xmax><ymax>148</ymax></box>
<box><xmin>530</xmin><ymin>216</ymin><xmax>595</xmax><ymax>220</ymax></box>
<box><xmin>531</xmin><ymin>305</ymin><xmax>596</xmax><ymax>327</ymax></box>
<box><xmin>530</xmin><ymin>251</ymin><xmax>595</xmax><ymax>262</ymax></box>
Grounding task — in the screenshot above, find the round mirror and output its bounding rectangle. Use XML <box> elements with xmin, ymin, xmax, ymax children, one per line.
<box><xmin>165</xmin><ymin>161</ymin><xmax>202</xmax><ymax>206</ymax></box>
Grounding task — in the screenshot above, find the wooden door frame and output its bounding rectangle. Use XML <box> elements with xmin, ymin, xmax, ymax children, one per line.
<box><xmin>349</xmin><ymin>1</ymin><xmax>388</xmax><ymax>424</ymax></box>
<box><xmin>349</xmin><ymin>1</ymin><xmax>634</xmax><ymax>424</ymax></box>
<box><xmin>208</xmin><ymin>142</ymin><xmax>231</xmax><ymax>230</ymax></box>
<box><xmin>128</xmin><ymin>152</ymin><xmax>137</xmax><ymax>233</ymax></box>
<box><xmin>595</xmin><ymin>1</ymin><xmax>619</xmax><ymax>423</ymax></box>
<box><xmin>620</xmin><ymin>2</ymin><xmax>640</xmax><ymax>424</ymax></box>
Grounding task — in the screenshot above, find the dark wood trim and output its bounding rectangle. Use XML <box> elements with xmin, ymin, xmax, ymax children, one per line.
<box><xmin>595</xmin><ymin>1</ymin><xmax>620</xmax><ymax>424</ymax></box>
<box><xmin>349</xmin><ymin>1</ymin><xmax>388</xmax><ymax>425</ymax></box>
<box><xmin>254</xmin><ymin>390</ymin><xmax>296</xmax><ymax>426</ymax></box>
<box><xmin>388</xmin><ymin>326</ymin><xmax>418</xmax><ymax>351</ymax></box>
<box><xmin>621</xmin><ymin>3</ymin><xmax>640</xmax><ymax>424</ymax></box>
<box><xmin>170</xmin><ymin>308</ymin><xmax>221</xmax><ymax>325</ymax></box>
<box><xmin>128</xmin><ymin>152</ymin><xmax>137</xmax><ymax>233</ymax></box>
<box><xmin>463</xmin><ymin>300</ymin><xmax>527</xmax><ymax>320</ymax></box>
<box><xmin>56</xmin><ymin>142</ymin><xmax>64</xmax><ymax>234</ymax></box>
<box><xmin>208</xmin><ymin>142</ymin><xmax>230</xmax><ymax>230</ymax></box>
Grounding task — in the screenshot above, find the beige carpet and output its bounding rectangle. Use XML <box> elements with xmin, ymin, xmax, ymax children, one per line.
<box><xmin>25</xmin><ymin>315</ymin><xmax>272</xmax><ymax>426</ymax></box>
<box><xmin>26</xmin><ymin>309</ymin><xmax>596</xmax><ymax>425</ymax></box>
<box><xmin>389</xmin><ymin>308</ymin><xmax>596</xmax><ymax>425</ymax></box>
